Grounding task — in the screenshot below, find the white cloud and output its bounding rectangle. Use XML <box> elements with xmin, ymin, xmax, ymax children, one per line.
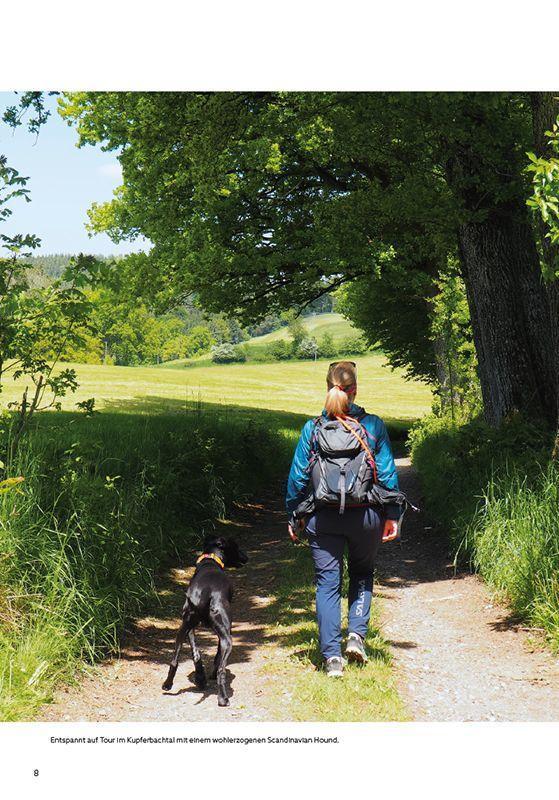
<box><xmin>98</xmin><ymin>161</ymin><xmax>122</xmax><ymax>179</ymax></box>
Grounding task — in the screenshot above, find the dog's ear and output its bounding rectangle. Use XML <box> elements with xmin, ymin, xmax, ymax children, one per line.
<box><xmin>209</xmin><ymin>536</ymin><xmax>227</xmax><ymax>551</ymax></box>
<box><xmin>224</xmin><ymin>537</ymin><xmax>248</xmax><ymax>566</ymax></box>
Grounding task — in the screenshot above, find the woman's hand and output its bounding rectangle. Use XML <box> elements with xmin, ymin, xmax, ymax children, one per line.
<box><xmin>288</xmin><ymin>518</ymin><xmax>305</xmax><ymax>543</ymax></box>
<box><xmin>382</xmin><ymin>519</ymin><xmax>399</xmax><ymax>542</ymax></box>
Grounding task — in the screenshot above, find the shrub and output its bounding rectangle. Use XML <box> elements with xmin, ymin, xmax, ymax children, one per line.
<box><xmin>161</xmin><ymin>334</ymin><xmax>190</xmax><ymax>362</ymax></box>
<box><xmin>287</xmin><ymin>316</ymin><xmax>308</xmax><ymax>352</ymax></box>
<box><xmin>339</xmin><ymin>334</ymin><xmax>369</xmax><ymax>356</ymax></box>
<box><xmin>184</xmin><ymin>325</ymin><xmax>215</xmax><ymax>356</ymax></box>
<box><xmin>317</xmin><ymin>332</ymin><xmax>337</xmax><ymax>359</ymax></box>
<box><xmin>266</xmin><ymin>340</ymin><xmax>292</xmax><ymax>361</ymax></box>
<box><xmin>211</xmin><ymin>343</ymin><xmax>247</xmax><ymax>363</ymax></box>
<box><xmin>296</xmin><ymin>336</ymin><xmax>319</xmax><ymax>360</ymax></box>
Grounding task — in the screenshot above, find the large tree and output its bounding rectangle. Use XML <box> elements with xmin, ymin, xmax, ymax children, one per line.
<box><xmin>61</xmin><ymin>91</ymin><xmax>558</xmax><ymax>426</ymax></box>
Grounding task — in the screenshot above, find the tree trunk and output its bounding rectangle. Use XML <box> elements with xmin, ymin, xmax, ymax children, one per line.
<box><xmin>458</xmin><ymin>210</ymin><xmax>557</xmax><ymax>427</ymax></box>
<box><xmin>530</xmin><ymin>92</ymin><xmax>559</xmax><ymax>443</ymax></box>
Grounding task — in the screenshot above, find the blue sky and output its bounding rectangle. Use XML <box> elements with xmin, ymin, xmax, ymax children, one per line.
<box><xmin>0</xmin><ymin>93</ymin><xmax>146</xmax><ymax>256</ymax></box>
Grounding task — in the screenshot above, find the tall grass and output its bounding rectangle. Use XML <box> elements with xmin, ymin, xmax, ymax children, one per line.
<box><xmin>0</xmin><ymin>409</ymin><xmax>298</xmax><ymax>720</ymax></box>
<box><xmin>471</xmin><ymin>464</ymin><xmax>559</xmax><ymax>646</ymax></box>
<box><xmin>410</xmin><ymin>413</ymin><xmax>559</xmax><ymax>646</ymax></box>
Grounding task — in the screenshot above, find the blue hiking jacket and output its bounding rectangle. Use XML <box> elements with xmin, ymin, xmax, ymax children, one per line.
<box><xmin>286</xmin><ymin>403</ymin><xmax>401</xmax><ymax>521</ymax></box>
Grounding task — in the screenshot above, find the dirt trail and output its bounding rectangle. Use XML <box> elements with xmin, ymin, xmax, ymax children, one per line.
<box><xmin>40</xmin><ymin>501</ymin><xmax>288</xmax><ymax>722</ymax></box>
<box><xmin>41</xmin><ymin>458</ymin><xmax>559</xmax><ymax>722</ymax></box>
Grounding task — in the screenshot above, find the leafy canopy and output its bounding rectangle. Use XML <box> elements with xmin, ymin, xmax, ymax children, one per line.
<box><xmin>59</xmin><ymin>92</ymin><xmax>536</xmax><ymax>387</ymax></box>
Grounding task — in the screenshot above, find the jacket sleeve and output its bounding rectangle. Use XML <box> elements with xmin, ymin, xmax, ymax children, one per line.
<box><xmin>366</xmin><ymin>415</ymin><xmax>401</xmax><ymax>521</ymax></box>
<box><xmin>285</xmin><ymin>419</ymin><xmax>315</xmax><ymax>515</ymax></box>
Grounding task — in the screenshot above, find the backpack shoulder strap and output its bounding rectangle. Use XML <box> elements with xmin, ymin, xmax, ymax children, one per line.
<box><xmin>337</xmin><ymin>415</ymin><xmax>378</xmax><ymax>483</ymax></box>
<box><xmin>309</xmin><ymin>416</ymin><xmax>322</xmax><ymax>455</ymax></box>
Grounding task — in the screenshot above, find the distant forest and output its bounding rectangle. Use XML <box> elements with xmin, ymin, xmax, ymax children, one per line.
<box><xmin>24</xmin><ymin>254</ymin><xmax>336</xmax><ymax>366</ymax></box>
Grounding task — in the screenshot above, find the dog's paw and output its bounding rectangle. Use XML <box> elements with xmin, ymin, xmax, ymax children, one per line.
<box><xmin>162</xmin><ymin>680</ymin><xmax>174</xmax><ymax>691</ymax></box>
<box><xmin>218</xmin><ymin>696</ymin><xmax>230</xmax><ymax>707</ymax></box>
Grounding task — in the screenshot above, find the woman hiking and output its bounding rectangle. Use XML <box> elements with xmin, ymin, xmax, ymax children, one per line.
<box><xmin>286</xmin><ymin>360</ymin><xmax>402</xmax><ymax>678</ymax></box>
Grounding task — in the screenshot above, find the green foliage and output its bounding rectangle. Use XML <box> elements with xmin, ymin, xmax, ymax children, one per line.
<box><xmin>247</xmin><ymin>313</ymin><xmax>284</xmax><ymax>338</ymax></box>
<box><xmin>0</xmin><ymin>410</ymin><xmax>296</xmax><ymax>719</ymax></box>
<box><xmin>317</xmin><ymin>332</ymin><xmax>336</xmax><ymax>359</ymax></box>
<box><xmin>296</xmin><ymin>336</ymin><xmax>319</xmax><ymax>360</ymax></box>
<box><xmin>61</xmin><ymin>92</ymin><xmax>553</xmax><ymax>428</ymax></box>
<box><xmin>67</xmin><ymin>288</ymin><xmax>218</xmax><ymax>367</ymax></box>
<box><xmin>429</xmin><ymin>261</ymin><xmax>481</xmax><ymax>419</ymax></box>
<box><xmin>1</xmin><ymin>96</ymin><xmax>101</xmax><ymax>438</ymax></box>
<box><xmin>2</xmin><ymin>92</ymin><xmax>54</xmax><ymax>138</ymax></box>
<box><xmin>338</xmin><ymin>334</ymin><xmax>369</xmax><ymax>356</ymax></box>
<box><xmin>527</xmin><ymin>122</ymin><xmax>559</xmax><ymax>278</ymax></box>
<box><xmin>210</xmin><ymin>343</ymin><xmax>247</xmax><ymax>363</ymax></box>
<box><xmin>266</xmin><ymin>340</ymin><xmax>292</xmax><ymax>361</ymax></box>
<box><xmin>287</xmin><ymin>315</ymin><xmax>308</xmax><ymax>352</ymax></box>
<box><xmin>15</xmin><ymin>255</ymin><xmax>250</xmax><ymax>367</ymax></box>
<box><xmin>24</xmin><ymin>253</ymin><xmax>111</xmax><ymax>284</ymax></box>
<box><xmin>59</xmin><ymin>92</ymin><xmax>460</xmax><ymax>323</ymax></box>
<box><xmin>184</xmin><ymin>325</ymin><xmax>215</xmax><ymax>357</ymax></box>
<box><xmin>0</xmin><ymin>249</ymin><xmax>102</xmax><ymax>437</ymax></box>
<box><xmin>468</xmin><ymin>464</ymin><xmax>559</xmax><ymax>648</ymax></box>
<box><xmin>337</xmin><ymin>252</ymin><xmax>437</xmax><ymax>382</ymax></box>
<box><xmin>409</xmin><ymin>413</ymin><xmax>550</xmax><ymax>543</ymax></box>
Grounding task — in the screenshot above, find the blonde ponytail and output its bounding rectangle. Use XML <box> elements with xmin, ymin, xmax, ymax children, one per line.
<box><xmin>325</xmin><ymin>385</ymin><xmax>350</xmax><ymax>418</ymax></box>
<box><xmin>324</xmin><ymin>361</ymin><xmax>358</xmax><ymax>419</ymax></box>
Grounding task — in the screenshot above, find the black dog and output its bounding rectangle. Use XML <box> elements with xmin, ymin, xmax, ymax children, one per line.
<box><xmin>162</xmin><ymin>536</ymin><xmax>248</xmax><ymax>706</ymax></box>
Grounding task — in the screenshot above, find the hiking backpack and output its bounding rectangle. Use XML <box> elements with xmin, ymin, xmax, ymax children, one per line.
<box><xmin>292</xmin><ymin>412</ymin><xmax>414</xmax><ymax>523</ymax></box>
<box><xmin>298</xmin><ymin>414</ymin><xmax>378</xmax><ymax>516</ymax></box>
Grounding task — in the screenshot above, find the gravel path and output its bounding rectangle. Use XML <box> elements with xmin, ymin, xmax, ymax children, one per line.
<box><xmin>378</xmin><ymin>457</ymin><xmax>559</xmax><ymax>721</ymax></box>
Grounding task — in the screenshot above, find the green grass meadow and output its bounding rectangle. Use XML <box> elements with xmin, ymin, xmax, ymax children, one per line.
<box><xmin>2</xmin><ymin>354</ymin><xmax>432</xmax><ymax>433</ymax></box>
<box><xmin>0</xmin><ymin>356</ymin><xmax>431</xmax><ymax>720</ymax></box>
<box><xmin>247</xmin><ymin>313</ymin><xmax>356</xmax><ymax>345</ymax></box>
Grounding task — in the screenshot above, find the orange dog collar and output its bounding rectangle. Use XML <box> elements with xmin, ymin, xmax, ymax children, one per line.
<box><xmin>196</xmin><ymin>553</ymin><xmax>225</xmax><ymax>570</ymax></box>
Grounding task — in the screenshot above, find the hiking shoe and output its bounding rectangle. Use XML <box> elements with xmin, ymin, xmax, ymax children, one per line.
<box><xmin>346</xmin><ymin>632</ymin><xmax>368</xmax><ymax>664</ymax></box>
<box><xmin>325</xmin><ymin>656</ymin><xmax>344</xmax><ymax>678</ymax></box>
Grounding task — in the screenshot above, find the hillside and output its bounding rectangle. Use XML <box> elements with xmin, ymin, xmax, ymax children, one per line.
<box><xmin>248</xmin><ymin>312</ymin><xmax>357</xmax><ymax>345</ymax></box>
<box><xmin>161</xmin><ymin>312</ymin><xmax>363</xmax><ymax>368</ymax></box>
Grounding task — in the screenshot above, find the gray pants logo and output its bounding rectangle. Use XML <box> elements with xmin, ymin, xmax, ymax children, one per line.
<box><xmin>354</xmin><ymin>579</ymin><xmax>367</xmax><ymax>617</ymax></box>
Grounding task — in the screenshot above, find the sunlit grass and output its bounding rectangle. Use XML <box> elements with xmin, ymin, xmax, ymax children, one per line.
<box><xmin>0</xmin><ymin>354</ymin><xmax>432</xmax><ymax>431</ymax></box>
<box><xmin>262</xmin><ymin>541</ymin><xmax>408</xmax><ymax>722</ymax></box>
<box><xmin>245</xmin><ymin>312</ymin><xmax>357</xmax><ymax>345</ymax></box>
